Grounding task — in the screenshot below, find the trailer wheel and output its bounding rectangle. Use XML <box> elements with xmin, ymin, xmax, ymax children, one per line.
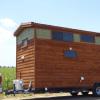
<box><xmin>93</xmin><ymin>83</ymin><xmax>100</xmax><ymax>96</ymax></box>
<box><xmin>82</xmin><ymin>91</ymin><xmax>89</xmax><ymax>96</ymax></box>
<box><xmin>70</xmin><ymin>91</ymin><xmax>78</xmax><ymax>96</ymax></box>
<box><xmin>71</xmin><ymin>92</ymin><xmax>78</xmax><ymax>96</ymax></box>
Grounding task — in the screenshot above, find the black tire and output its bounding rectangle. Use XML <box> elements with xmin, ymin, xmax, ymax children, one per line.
<box><xmin>93</xmin><ymin>83</ymin><xmax>100</xmax><ymax>96</ymax></box>
<box><xmin>82</xmin><ymin>91</ymin><xmax>89</xmax><ymax>96</ymax></box>
<box><xmin>71</xmin><ymin>92</ymin><xmax>78</xmax><ymax>96</ymax></box>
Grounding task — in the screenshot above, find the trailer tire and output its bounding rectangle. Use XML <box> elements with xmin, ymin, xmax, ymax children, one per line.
<box><xmin>82</xmin><ymin>91</ymin><xmax>89</xmax><ymax>96</ymax></box>
<box><xmin>93</xmin><ymin>83</ymin><xmax>100</xmax><ymax>96</ymax></box>
<box><xmin>70</xmin><ymin>90</ymin><xmax>78</xmax><ymax>96</ymax></box>
<box><xmin>71</xmin><ymin>92</ymin><xmax>78</xmax><ymax>96</ymax></box>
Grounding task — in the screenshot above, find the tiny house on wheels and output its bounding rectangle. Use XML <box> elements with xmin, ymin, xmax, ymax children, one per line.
<box><xmin>14</xmin><ymin>22</ymin><xmax>100</xmax><ymax>96</ymax></box>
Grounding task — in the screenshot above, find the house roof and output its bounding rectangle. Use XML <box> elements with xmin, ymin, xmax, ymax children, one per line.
<box><xmin>14</xmin><ymin>22</ymin><xmax>100</xmax><ymax>36</ymax></box>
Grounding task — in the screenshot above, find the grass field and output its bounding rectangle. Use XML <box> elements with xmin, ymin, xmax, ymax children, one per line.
<box><xmin>0</xmin><ymin>67</ymin><xmax>16</xmax><ymax>90</ymax></box>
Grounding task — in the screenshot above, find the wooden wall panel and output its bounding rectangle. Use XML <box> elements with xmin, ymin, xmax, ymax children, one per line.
<box><xmin>35</xmin><ymin>39</ymin><xmax>100</xmax><ymax>88</ymax></box>
<box><xmin>15</xmin><ymin>23</ymin><xmax>100</xmax><ymax>89</ymax></box>
<box><xmin>16</xmin><ymin>38</ymin><xmax>35</xmax><ymax>88</ymax></box>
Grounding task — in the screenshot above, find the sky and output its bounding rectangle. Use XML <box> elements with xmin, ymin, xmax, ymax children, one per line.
<box><xmin>0</xmin><ymin>0</ymin><xmax>100</xmax><ymax>66</ymax></box>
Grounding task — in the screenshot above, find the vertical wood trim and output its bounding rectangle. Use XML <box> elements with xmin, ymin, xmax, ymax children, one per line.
<box><xmin>16</xmin><ymin>42</ymin><xmax>17</xmax><ymax>79</ymax></box>
<box><xmin>34</xmin><ymin>27</ymin><xmax>36</xmax><ymax>87</ymax></box>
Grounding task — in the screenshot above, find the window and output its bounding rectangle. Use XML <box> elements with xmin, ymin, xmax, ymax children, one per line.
<box><xmin>95</xmin><ymin>36</ymin><xmax>100</xmax><ymax>45</ymax></box>
<box><xmin>64</xmin><ymin>50</ymin><xmax>77</xmax><ymax>58</ymax></box>
<box><xmin>73</xmin><ymin>34</ymin><xmax>80</xmax><ymax>42</ymax></box>
<box><xmin>36</xmin><ymin>29</ymin><xmax>51</xmax><ymax>39</ymax></box>
<box><xmin>22</xmin><ymin>38</ymin><xmax>28</xmax><ymax>48</ymax></box>
<box><xmin>52</xmin><ymin>31</ymin><xmax>63</xmax><ymax>41</ymax></box>
<box><xmin>63</xmin><ymin>32</ymin><xmax>73</xmax><ymax>42</ymax></box>
<box><xmin>17</xmin><ymin>28</ymin><xmax>34</xmax><ymax>45</ymax></box>
<box><xmin>80</xmin><ymin>34</ymin><xmax>94</xmax><ymax>43</ymax></box>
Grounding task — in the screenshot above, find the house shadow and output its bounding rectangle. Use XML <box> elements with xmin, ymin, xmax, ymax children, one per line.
<box><xmin>22</xmin><ymin>94</ymin><xmax>100</xmax><ymax>100</ymax></box>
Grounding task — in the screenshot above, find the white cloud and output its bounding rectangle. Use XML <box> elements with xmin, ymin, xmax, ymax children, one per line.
<box><xmin>0</xmin><ymin>18</ymin><xmax>17</xmax><ymax>66</ymax></box>
<box><xmin>0</xmin><ymin>18</ymin><xmax>17</xmax><ymax>29</ymax></box>
<box><xmin>0</xmin><ymin>27</ymin><xmax>11</xmax><ymax>44</ymax></box>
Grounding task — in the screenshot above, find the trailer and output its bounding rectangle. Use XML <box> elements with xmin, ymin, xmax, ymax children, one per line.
<box><xmin>14</xmin><ymin>22</ymin><xmax>100</xmax><ymax>96</ymax></box>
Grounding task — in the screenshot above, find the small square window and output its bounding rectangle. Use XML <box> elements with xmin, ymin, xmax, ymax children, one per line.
<box><xmin>21</xmin><ymin>38</ymin><xmax>28</xmax><ymax>48</ymax></box>
<box><xmin>64</xmin><ymin>50</ymin><xmax>77</xmax><ymax>58</ymax></box>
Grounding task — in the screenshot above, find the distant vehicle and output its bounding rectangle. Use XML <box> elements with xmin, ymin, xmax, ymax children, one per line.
<box><xmin>14</xmin><ymin>22</ymin><xmax>100</xmax><ymax>96</ymax></box>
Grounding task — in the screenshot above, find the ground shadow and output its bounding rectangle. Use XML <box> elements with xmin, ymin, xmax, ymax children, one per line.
<box><xmin>22</xmin><ymin>94</ymin><xmax>100</xmax><ymax>100</ymax></box>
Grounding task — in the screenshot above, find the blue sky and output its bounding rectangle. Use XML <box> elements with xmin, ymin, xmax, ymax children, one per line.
<box><xmin>0</xmin><ymin>0</ymin><xmax>100</xmax><ymax>66</ymax></box>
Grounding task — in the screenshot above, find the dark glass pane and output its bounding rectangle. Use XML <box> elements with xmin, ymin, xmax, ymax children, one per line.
<box><xmin>63</xmin><ymin>32</ymin><xmax>73</xmax><ymax>42</ymax></box>
<box><xmin>52</xmin><ymin>31</ymin><xmax>63</xmax><ymax>40</ymax></box>
<box><xmin>64</xmin><ymin>50</ymin><xmax>77</xmax><ymax>58</ymax></box>
<box><xmin>80</xmin><ymin>34</ymin><xmax>94</xmax><ymax>43</ymax></box>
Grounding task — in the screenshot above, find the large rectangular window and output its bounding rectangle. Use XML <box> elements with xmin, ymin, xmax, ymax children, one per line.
<box><xmin>63</xmin><ymin>32</ymin><xmax>73</xmax><ymax>42</ymax></box>
<box><xmin>52</xmin><ymin>31</ymin><xmax>63</xmax><ymax>41</ymax></box>
<box><xmin>80</xmin><ymin>34</ymin><xmax>94</xmax><ymax>43</ymax></box>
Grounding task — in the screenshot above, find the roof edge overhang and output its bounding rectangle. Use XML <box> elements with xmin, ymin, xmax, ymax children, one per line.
<box><xmin>14</xmin><ymin>22</ymin><xmax>100</xmax><ymax>37</ymax></box>
<box><xmin>14</xmin><ymin>22</ymin><xmax>34</xmax><ymax>36</ymax></box>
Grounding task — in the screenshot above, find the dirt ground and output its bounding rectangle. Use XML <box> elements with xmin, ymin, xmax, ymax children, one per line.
<box><xmin>0</xmin><ymin>92</ymin><xmax>100</xmax><ymax>100</ymax></box>
<box><xmin>0</xmin><ymin>93</ymin><xmax>70</xmax><ymax>100</ymax></box>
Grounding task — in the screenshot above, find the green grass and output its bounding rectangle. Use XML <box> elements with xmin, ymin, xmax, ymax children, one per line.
<box><xmin>0</xmin><ymin>67</ymin><xmax>16</xmax><ymax>90</ymax></box>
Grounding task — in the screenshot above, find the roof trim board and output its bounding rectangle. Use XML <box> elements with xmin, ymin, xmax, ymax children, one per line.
<box><xmin>14</xmin><ymin>22</ymin><xmax>100</xmax><ymax>36</ymax></box>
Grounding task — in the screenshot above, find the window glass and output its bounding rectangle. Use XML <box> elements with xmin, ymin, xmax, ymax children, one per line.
<box><xmin>80</xmin><ymin>34</ymin><xmax>94</xmax><ymax>43</ymax></box>
<box><xmin>17</xmin><ymin>28</ymin><xmax>34</xmax><ymax>45</ymax></box>
<box><xmin>63</xmin><ymin>32</ymin><xmax>73</xmax><ymax>42</ymax></box>
<box><xmin>64</xmin><ymin>50</ymin><xmax>77</xmax><ymax>58</ymax></box>
<box><xmin>52</xmin><ymin>31</ymin><xmax>63</xmax><ymax>41</ymax></box>
<box><xmin>36</xmin><ymin>29</ymin><xmax>51</xmax><ymax>39</ymax></box>
<box><xmin>95</xmin><ymin>36</ymin><xmax>100</xmax><ymax>45</ymax></box>
<box><xmin>73</xmin><ymin>34</ymin><xmax>80</xmax><ymax>42</ymax></box>
<box><xmin>22</xmin><ymin>38</ymin><xmax>28</xmax><ymax>48</ymax></box>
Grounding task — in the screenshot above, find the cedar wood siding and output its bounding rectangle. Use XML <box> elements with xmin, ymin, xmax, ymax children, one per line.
<box><xmin>15</xmin><ymin>22</ymin><xmax>100</xmax><ymax>89</ymax></box>
<box><xmin>16</xmin><ymin>39</ymin><xmax>35</xmax><ymax>87</ymax></box>
<box><xmin>35</xmin><ymin>39</ymin><xmax>100</xmax><ymax>88</ymax></box>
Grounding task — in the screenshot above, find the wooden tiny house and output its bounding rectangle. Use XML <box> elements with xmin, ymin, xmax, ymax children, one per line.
<box><xmin>14</xmin><ymin>22</ymin><xmax>100</xmax><ymax>96</ymax></box>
